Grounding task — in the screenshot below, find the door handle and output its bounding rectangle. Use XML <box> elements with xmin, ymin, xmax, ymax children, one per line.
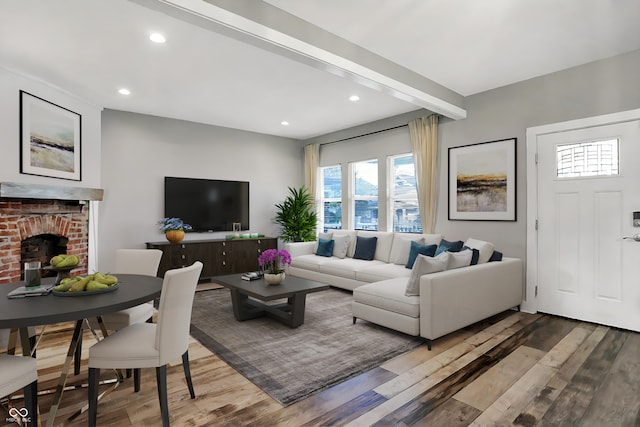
<box><xmin>623</xmin><ymin>234</ymin><xmax>640</xmax><ymax>242</ymax></box>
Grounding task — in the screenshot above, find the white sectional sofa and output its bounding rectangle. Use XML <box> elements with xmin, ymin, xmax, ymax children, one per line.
<box><xmin>285</xmin><ymin>230</ymin><xmax>523</xmax><ymax>349</ymax></box>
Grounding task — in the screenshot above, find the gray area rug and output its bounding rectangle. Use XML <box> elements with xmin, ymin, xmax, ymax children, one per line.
<box><xmin>189</xmin><ymin>287</ymin><xmax>423</xmax><ymax>406</ymax></box>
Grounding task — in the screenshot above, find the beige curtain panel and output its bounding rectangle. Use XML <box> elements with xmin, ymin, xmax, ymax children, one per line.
<box><xmin>303</xmin><ymin>143</ymin><xmax>319</xmax><ymax>197</ymax></box>
<box><xmin>409</xmin><ymin>115</ymin><xmax>439</xmax><ymax>233</ymax></box>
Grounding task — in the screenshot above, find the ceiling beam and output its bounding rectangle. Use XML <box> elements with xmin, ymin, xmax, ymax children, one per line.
<box><xmin>133</xmin><ymin>0</ymin><xmax>467</xmax><ymax>120</ymax></box>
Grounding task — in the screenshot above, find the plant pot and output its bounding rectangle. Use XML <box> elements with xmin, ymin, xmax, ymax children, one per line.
<box><xmin>165</xmin><ymin>230</ymin><xmax>185</xmax><ymax>244</ymax></box>
<box><xmin>264</xmin><ymin>272</ymin><xmax>285</xmax><ymax>285</ymax></box>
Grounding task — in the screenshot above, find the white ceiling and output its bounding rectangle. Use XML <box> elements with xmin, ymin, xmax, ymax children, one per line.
<box><xmin>1</xmin><ymin>0</ymin><xmax>638</xmax><ymax>140</ymax></box>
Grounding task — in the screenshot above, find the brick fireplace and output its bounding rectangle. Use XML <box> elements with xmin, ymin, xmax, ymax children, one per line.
<box><xmin>0</xmin><ymin>182</ymin><xmax>103</xmax><ymax>284</ymax></box>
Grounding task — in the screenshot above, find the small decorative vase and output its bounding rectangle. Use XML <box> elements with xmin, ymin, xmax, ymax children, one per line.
<box><xmin>264</xmin><ymin>272</ymin><xmax>285</xmax><ymax>285</ymax></box>
<box><xmin>165</xmin><ymin>230</ymin><xmax>185</xmax><ymax>244</ymax></box>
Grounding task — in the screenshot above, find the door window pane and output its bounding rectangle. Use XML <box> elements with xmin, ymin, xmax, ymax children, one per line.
<box><xmin>556</xmin><ymin>139</ymin><xmax>619</xmax><ymax>178</ymax></box>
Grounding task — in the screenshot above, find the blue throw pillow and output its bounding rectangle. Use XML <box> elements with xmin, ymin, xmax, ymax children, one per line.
<box><xmin>315</xmin><ymin>238</ymin><xmax>335</xmax><ymax>257</ymax></box>
<box><xmin>462</xmin><ymin>245</ymin><xmax>480</xmax><ymax>265</ymax></box>
<box><xmin>489</xmin><ymin>250</ymin><xmax>503</xmax><ymax>262</ymax></box>
<box><xmin>405</xmin><ymin>241</ymin><xmax>438</xmax><ymax>269</ymax></box>
<box><xmin>435</xmin><ymin>239</ymin><xmax>464</xmax><ymax>256</ymax></box>
<box><xmin>353</xmin><ymin>236</ymin><xmax>377</xmax><ymax>261</ymax></box>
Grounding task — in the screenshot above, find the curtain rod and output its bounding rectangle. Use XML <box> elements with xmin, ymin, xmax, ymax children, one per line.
<box><xmin>319</xmin><ymin>124</ymin><xmax>408</xmax><ymax>146</ymax></box>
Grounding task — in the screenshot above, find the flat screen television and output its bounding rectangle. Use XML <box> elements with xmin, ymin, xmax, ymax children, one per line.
<box><xmin>164</xmin><ymin>176</ymin><xmax>249</xmax><ymax>232</ymax></box>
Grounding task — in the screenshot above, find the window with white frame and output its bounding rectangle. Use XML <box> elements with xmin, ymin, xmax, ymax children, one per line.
<box><xmin>351</xmin><ymin>159</ymin><xmax>378</xmax><ymax>231</ymax></box>
<box><xmin>320</xmin><ymin>165</ymin><xmax>342</xmax><ymax>232</ymax></box>
<box><xmin>389</xmin><ymin>154</ymin><xmax>422</xmax><ymax>233</ymax></box>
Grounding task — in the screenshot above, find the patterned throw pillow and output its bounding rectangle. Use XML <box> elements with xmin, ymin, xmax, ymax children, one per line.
<box><xmin>463</xmin><ymin>238</ymin><xmax>495</xmax><ymax>264</ymax></box>
<box><xmin>461</xmin><ymin>245</ymin><xmax>480</xmax><ymax>265</ymax></box>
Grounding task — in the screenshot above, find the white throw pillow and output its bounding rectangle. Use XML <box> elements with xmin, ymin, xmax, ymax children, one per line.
<box><xmin>446</xmin><ymin>249</ymin><xmax>473</xmax><ymax>270</ymax></box>
<box><xmin>405</xmin><ymin>252</ymin><xmax>448</xmax><ymax>296</ymax></box>
<box><xmin>463</xmin><ymin>238</ymin><xmax>495</xmax><ymax>264</ymax></box>
<box><xmin>389</xmin><ymin>236</ymin><xmax>424</xmax><ymax>265</ymax></box>
<box><xmin>332</xmin><ymin>234</ymin><xmax>351</xmax><ymax>259</ymax></box>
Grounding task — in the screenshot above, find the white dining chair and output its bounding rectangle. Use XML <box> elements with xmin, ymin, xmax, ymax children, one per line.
<box><xmin>0</xmin><ymin>354</ymin><xmax>38</xmax><ymax>427</ymax></box>
<box><xmin>76</xmin><ymin>249</ymin><xmax>163</xmax><ymax>374</ymax></box>
<box><xmin>0</xmin><ymin>328</ymin><xmax>37</xmax><ymax>355</ymax></box>
<box><xmin>97</xmin><ymin>249</ymin><xmax>163</xmax><ymax>330</ymax></box>
<box><xmin>88</xmin><ymin>261</ymin><xmax>203</xmax><ymax>427</ymax></box>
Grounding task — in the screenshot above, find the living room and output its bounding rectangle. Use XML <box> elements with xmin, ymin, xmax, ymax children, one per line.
<box><xmin>1</xmin><ymin>1</ymin><xmax>640</xmax><ymax>426</ymax></box>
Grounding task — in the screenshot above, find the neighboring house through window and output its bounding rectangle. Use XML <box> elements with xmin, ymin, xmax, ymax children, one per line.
<box><xmin>389</xmin><ymin>154</ymin><xmax>422</xmax><ymax>233</ymax></box>
<box><xmin>351</xmin><ymin>159</ymin><xmax>378</xmax><ymax>231</ymax></box>
<box><xmin>320</xmin><ymin>165</ymin><xmax>342</xmax><ymax>232</ymax></box>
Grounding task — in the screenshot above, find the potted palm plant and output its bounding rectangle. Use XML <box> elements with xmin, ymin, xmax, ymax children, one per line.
<box><xmin>274</xmin><ymin>186</ymin><xmax>317</xmax><ymax>242</ymax></box>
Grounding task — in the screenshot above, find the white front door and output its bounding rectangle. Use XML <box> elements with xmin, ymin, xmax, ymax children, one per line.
<box><xmin>536</xmin><ymin>119</ymin><xmax>640</xmax><ymax>331</ymax></box>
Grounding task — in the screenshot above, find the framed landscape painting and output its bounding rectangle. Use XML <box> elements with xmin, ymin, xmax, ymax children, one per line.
<box><xmin>20</xmin><ymin>91</ymin><xmax>81</xmax><ymax>181</ymax></box>
<box><xmin>448</xmin><ymin>138</ymin><xmax>516</xmax><ymax>221</ymax></box>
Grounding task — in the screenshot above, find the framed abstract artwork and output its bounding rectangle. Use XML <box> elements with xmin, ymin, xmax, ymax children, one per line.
<box><xmin>20</xmin><ymin>90</ymin><xmax>82</xmax><ymax>181</ymax></box>
<box><xmin>448</xmin><ymin>138</ymin><xmax>516</xmax><ymax>221</ymax></box>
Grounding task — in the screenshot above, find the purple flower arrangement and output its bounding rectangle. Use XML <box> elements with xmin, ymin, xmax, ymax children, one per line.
<box><xmin>258</xmin><ymin>249</ymin><xmax>292</xmax><ymax>274</ymax></box>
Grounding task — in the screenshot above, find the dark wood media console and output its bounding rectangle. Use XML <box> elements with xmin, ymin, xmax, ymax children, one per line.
<box><xmin>146</xmin><ymin>237</ymin><xmax>277</xmax><ymax>280</ymax></box>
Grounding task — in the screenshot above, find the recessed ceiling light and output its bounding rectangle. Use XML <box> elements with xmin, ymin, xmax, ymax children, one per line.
<box><xmin>118</xmin><ymin>88</ymin><xmax>131</xmax><ymax>95</ymax></box>
<box><xmin>149</xmin><ymin>32</ymin><xmax>166</xmax><ymax>44</ymax></box>
<box><xmin>281</xmin><ymin>121</ymin><xmax>289</xmax><ymax>126</ymax></box>
<box><xmin>349</xmin><ymin>95</ymin><xmax>360</xmax><ymax>102</ymax></box>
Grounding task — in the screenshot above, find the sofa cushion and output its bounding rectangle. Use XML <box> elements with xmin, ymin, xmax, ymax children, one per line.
<box><xmin>355</xmin><ymin>263</ymin><xmax>412</xmax><ymax>283</ymax></box>
<box><xmin>318</xmin><ymin>258</ymin><xmax>386</xmax><ymax>279</ymax></box>
<box><xmin>389</xmin><ymin>234</ymin><xmax>424</xmax><ymax>265</ymax></box>
<box><xmin>405</xmin><ymin>241</ymin><xmax>437</xmax><ymax>269</ymax></box>
<box><xmin>435</xmin><ymin>239</ymin><xmax>464</xmax><ymax>256</ymax></box>
<box><xmin>315</xmin><ymin>238</ymin><xmax>334</xmax><ymax>257</ymax></box>
<box><xmin>356</xmin><ymin>231</ymin><xmax>394</xmax><ymax>262</ymax></box>
<box><xmin>464</xmin><ymin>238</ymin><xmax>495</xmax><ymax>264</ymax></box>
<box><xmin>422</xmin><ymin>233</ymin><xmax>443</xmax><ymax>246</ymax></box>
<box><xmin>353</xmin><ymin>278</ymin><xmax>420</xmax><ymax>318</ymax></box>
<box><xmin>446</xmin><ymin>249</ymin><xmax>473</xmax><ymax>270</ymax></box>
<box><xmin>291</xmin><ymin>254</ymin><xmax>336</xmax><ymax>272</ymax></box>
<box><xmin>353</xmin><ymin>236</ymin><xmax>377</xmax><ymax>260</ymax></box>
<box><xmin>332</xmin><ymin>234</ymin><xmax>351</xmax><ymax>258</ymax></box>
<box><xmin>405</xmin><ymin>252</ymin><xmax>448</xmax><ymax>296</ymax></box>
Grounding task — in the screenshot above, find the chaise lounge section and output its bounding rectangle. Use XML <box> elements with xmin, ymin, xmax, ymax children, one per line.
<box><xmin>285</xmin><ymin>230</ymin><xmax>523</xmax><ymax>349</ymax></box>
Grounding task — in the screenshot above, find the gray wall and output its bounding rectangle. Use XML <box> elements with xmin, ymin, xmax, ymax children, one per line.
<box><xmin>98</xmin><ymin>110</ymin><xmax>302</xmax><ymax>271</ymax></box>
<box><xmin>437</xmin><ymin>48</ymin><xmax>640</xmax><ymax>261</ymax></box>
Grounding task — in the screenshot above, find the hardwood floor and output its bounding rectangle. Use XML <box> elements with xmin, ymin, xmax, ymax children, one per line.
<box><xmin>2</xmin><ymin>310</ymin><xmax>639</xmax><ymax>426</ymax></box>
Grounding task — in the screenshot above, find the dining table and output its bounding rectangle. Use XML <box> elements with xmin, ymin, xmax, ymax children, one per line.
<box><xmin>0</xmin><ymin>274</ymin><xmax>163</xmax><ymax>427</ymax></box>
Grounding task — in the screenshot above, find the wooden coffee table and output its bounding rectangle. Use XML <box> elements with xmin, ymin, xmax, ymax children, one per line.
<box><xmin>212</xmin><ymin>274</ymin><xmax>329</xmax><ymax>328</ymax></box>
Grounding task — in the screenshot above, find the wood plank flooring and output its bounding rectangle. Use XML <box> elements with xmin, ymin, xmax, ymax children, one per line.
<box><xmin>1</xmin><ymin>310</ymin><xmax>639</xmax><ymax>426</ymax></box>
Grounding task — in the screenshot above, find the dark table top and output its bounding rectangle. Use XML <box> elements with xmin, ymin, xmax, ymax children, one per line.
<box><xmin>212</xmin><ymin>273</ymin><xmax>329</xmax><ymax>301</ymax></box>
<box><xmin>0</xmin><ymin>274</ymin><xmax>163</xmax><ymax>328</ymax></box>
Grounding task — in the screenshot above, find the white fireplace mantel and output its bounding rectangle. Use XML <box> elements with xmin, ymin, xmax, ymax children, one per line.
<box><xmin>0</xmin><ymin>181</ymin><xmax>104</xmax><ymax>201</ymax></box>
